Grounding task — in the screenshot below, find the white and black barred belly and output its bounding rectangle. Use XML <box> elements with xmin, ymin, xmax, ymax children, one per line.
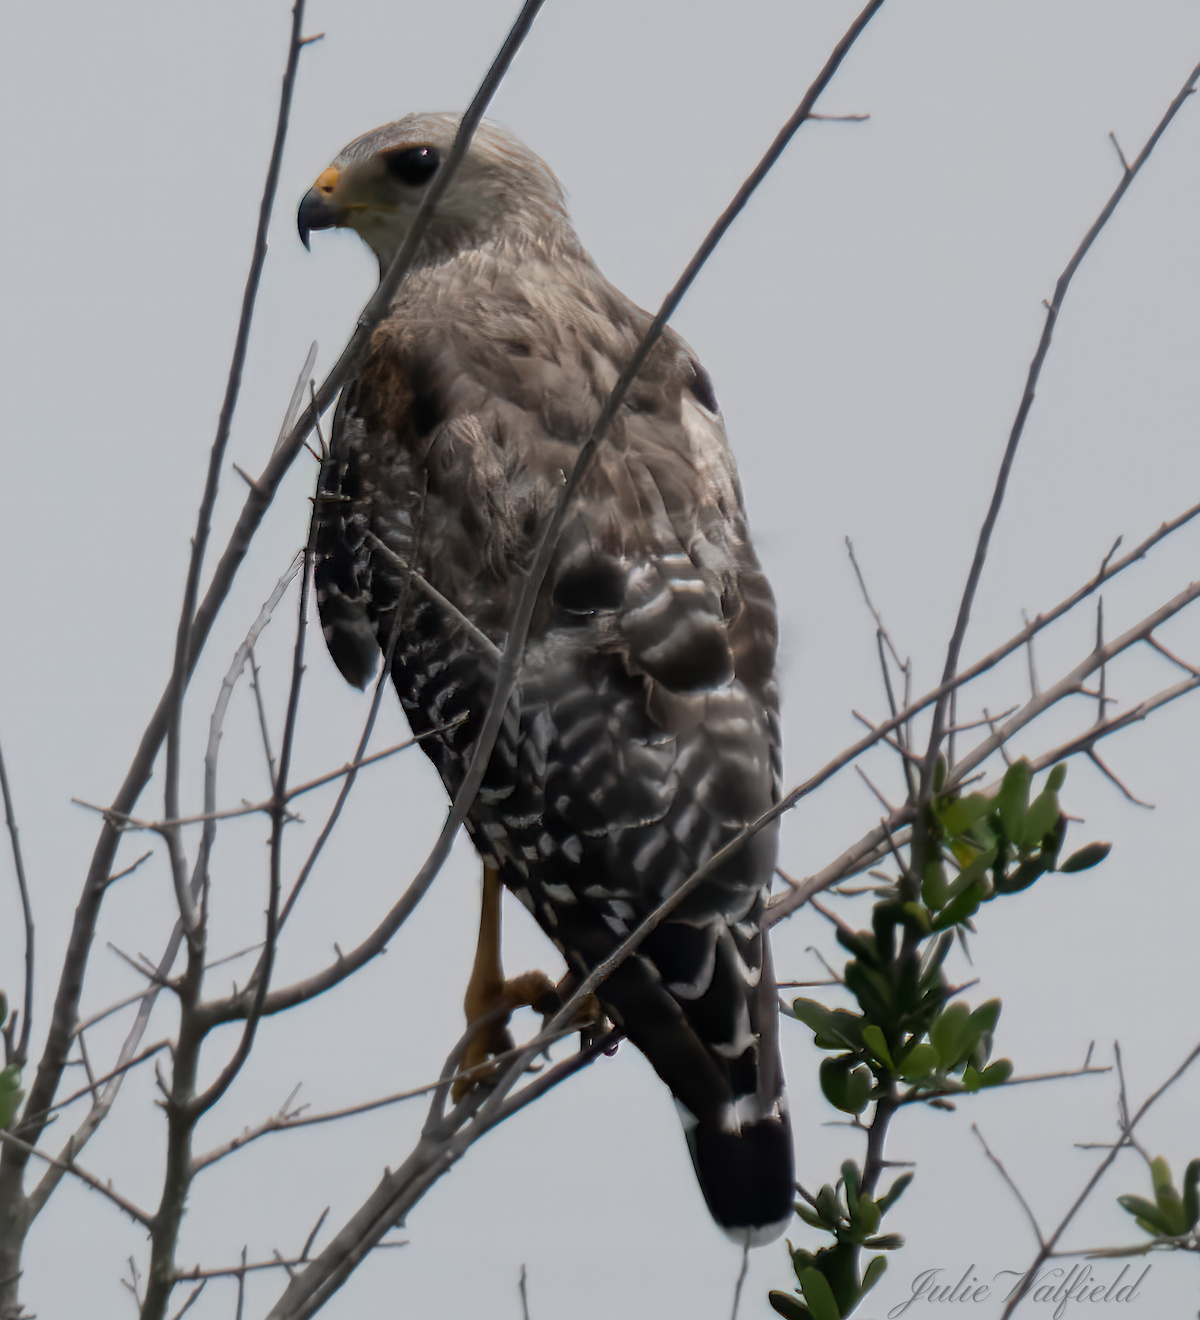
<box><xmin>314</xmin><ymin>322</ymin><xmax>793</xmax><ymax>1240</ymax></box>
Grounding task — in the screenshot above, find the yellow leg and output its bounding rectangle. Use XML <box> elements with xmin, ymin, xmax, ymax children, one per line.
<box><xmin>452</xmin><ymin>862</ymin><xmax>558</xmax><ymax>1101</ymax></box>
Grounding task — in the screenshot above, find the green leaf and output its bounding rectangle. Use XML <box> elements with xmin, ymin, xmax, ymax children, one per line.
<box><xmin>769</xmin><ymin>1291</ymin><xmax>812</xmax><ymax>1320</ymax></box>
<box><xmin>799</xmin><ymin>1267</ymin><xmax>841</xmax><ymax>1320</ymax></box>
<box><xmin>791</xmin><ymin>998</ymin><xmax>835</xmax><ymax>1036</ymax></box>
<box><xmin>856</xmin><ymin>1195</ymin><xmax>880</xmax><ymax>1235</ymax></box>
<box><xmin>935</xmin><ymin>793</ymin><xmax>992</xmax><ymax>837</ymax></box>
<box><xmin>901</xmin><ymin>901</ymin><xmax>932</xmax><ymax>934</ymax></box>
<box><xmin>877</xmin><ymin>1172</ymin><xmax>914</xmax><ymax>1215</ymax></box>
<box><xmin>1021</xmin><ymin>788</ymin><xmax>1060</xmax><ymax>849</ymax></box>
<box><xmin>997</xmin><ymin>760</ymin><xmax>1032</xmax><ymax>842</ymax></box>
<box><xmin>816</xmin><ymin>1183</ymin><xmax>842</xmax><ymax>1225</ymax></box>
<box><xmin>994</xmin><ymin>855</ymin><xmax>1049</xmax><ymax>895</ymax></box>
<box><xmin>841</xmin><ymin>1160</ymin><xmax>861</xmax><ymax>1216</ymax></box>
<box><xmin>1118</xmin><ymin>1195</ymin><xmax>1174</xmax><ymax>1236</ymax></box>
<box><xmin>835</xmin><ymin>926</ymin><xmax>874</xmax><ymax>962</ymax></box>
<box><xmin>1059</xmin><ymin>842</ymin><xmax>1112</xmax><ymax>873</ymax></box>
<box><xmin>944</xmin><ymin>846</ymin><xmax>998</xmax><ymax>903</ymax></box>
<box><xmin>967</xmin><ymin>998</ymin><xmax>1001</xmax><ymax>1068</ymax></box>
<box><xmin>843</xmin><ymin>960</ymin><xmax>891</xmax><ymax>1019</ymax></box>
<box><xmin>814</xmin><ymin>1011</ymin><xmax>867</xmax><ymax>1053</ymax></box>
<box><xmin>861</xmin><ymin>1024</ymin><xmax>894</xmax><ymax>1069</ymax></box>
<box><xmin>861</xmin><ymin>1255</ymin><xmax>888</xmax><ymax>1296</ymax></box>
<box><xmin>820</xmin><ymin>1058</ymin><xmax>852</xmax><ymax>1113</ymax></box>
<box><xmin>898</xmin><ymin>1042</ymin><xmax>939</xmax><ymax>1082</ymax></box>
<box><xmin>0</xmin><ymin>1065</ymin><xmax>23</xmax><ymax>1130</ymax></box>
<box><xmin>979</xmin><ymin>1059</ymin><xmax>1013</xmax><ymax>1087</ymax></box>
<box><xmin>1150</xmin><ymin>1156</ymin><xmax>1172</xmax><ymax>1196</ymax></box>
<box><xmin>1151</xmin><ymin>1158</ymin><xmax>1188</xmax><ymax>1235</ymax></box>
<box><xmin>930</xmin><ymin>1002</ymin><xmax>972</xmax><ymax>1069</ymax></box>
<box><xmin>1047</xmin><ymin>763</ymin><xmax>1067</xmax><ymax>792</ymax></box>
<box><xmin>863</xmin><ymin>1234</ymin><xmax>905</xmax><ymax>1249</ymax></box>
<box><xmin>969</xmin><ymin>999</ymin><xmax>1001</xmax><ymax>1036</ymax></box>
<box><xmin>922</xmin><ymin>857</ymin><xmax>948</xmax><ymax>909</ymax></box>
<box><xmin>791</xmin><ymin>1246</ymin><xmax>817</xmax><ymax>1274</ymax></box>
<box><xmin>1182</xmin><ymin>1160</ymin><xmax>1200</xmax><ymax>1230</ymax></box>
<box><xmin>931</xmin><ymin>879</ymin><xmax>985</xmax><ymax>931</ymax></box>
<box><xmin>795</xmin><ymin>1204</ymin><xmax>827</xmax><ymax>1231</ymax></box>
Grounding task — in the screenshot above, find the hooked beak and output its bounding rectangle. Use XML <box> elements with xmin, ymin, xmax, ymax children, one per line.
<box><xmin>297</xmin><ymin>167</ymin><xmax>344</xmax><ymax>250</ymax></box>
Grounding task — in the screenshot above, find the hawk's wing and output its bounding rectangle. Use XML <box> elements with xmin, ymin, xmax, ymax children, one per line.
<box><xmin>315</xmin><ymin>241</ymin><xmax>791</xmax><ymax>1240</ymax></box>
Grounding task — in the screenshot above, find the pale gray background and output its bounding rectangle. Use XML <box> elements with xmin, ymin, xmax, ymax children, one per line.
<box><xmin>2</xmin><ymin>3</ymin><xmax>1198</xmax><ymax>1317</ymax></box>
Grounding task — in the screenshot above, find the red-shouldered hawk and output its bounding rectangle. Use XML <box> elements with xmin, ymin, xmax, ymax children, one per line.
<box><xmin>299</xmin><ymin>113</ymin><xmax>792</xmax><ymax>1244</ymax></box>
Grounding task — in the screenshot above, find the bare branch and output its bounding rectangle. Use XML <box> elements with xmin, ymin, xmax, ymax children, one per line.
<box><xmin>1086</xmin><ymin>748</ymin><xmax>1153</xmax><ymax>808</ymax></box>
<box><xmin>9</xmin><ymin>0</ymin><xmax>543</xmax><ymax>1184</ymax></box>
<box><xmin>187</xmin><ymin>544</ymin><xmax>315</xmax><ymax>1123</ymax></box>
<box><xmin>34</xmin><ymin>1041</ymin><xmax>171</xmax><ymax>1122</ymax></box>
<box><xmin>921</xmin><ymin>56</ymin><xmax>1200</xmax><ymax>792</ymax></box>
<box><xmin>999</xmin><ymin>1038</ymin><xmax>1200</xmax><ymax>1318</ymax></box>
<box><xmin>192</xmin><ymin>557</ymin><xmax>302</xmax><ymax>908</ymax></box>
<box><xmin>950</xmin><ymin>580</ymin><xmax>1200</xmax><ymax>785</ymax></box>
<box><xmin>0</xmin><ymin>734</ymin><xmax>34</xmax><ymax>1066</ymax></box>
<box><xmin>1028</xmin><ymin>670</ymin><xmax>1200</xmax><ymax>776</ymax></box>
<box><xmin>0</xmin><ymin>1128</ymin><xmax>152</xmax><ymax>1228</ymax></box>
<box><xmin>72</xmin><ymin>723</ymin><xmax>453</xmax><ymax>835</ymax></box>
<box><xmin>189</xmin><ymin>1019</ymin><xmax>581</xmax><ymax>1173</ymax></box>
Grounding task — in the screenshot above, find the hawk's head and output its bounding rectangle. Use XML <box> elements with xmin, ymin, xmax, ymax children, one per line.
<box><xmin>298</xmin><ymin>113</ymin><xmax>572</xmax><ymax>272</ymax></box>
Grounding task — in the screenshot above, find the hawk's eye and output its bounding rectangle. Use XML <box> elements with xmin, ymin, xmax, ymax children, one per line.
<box><xmin>383</xmin><ymin>145</ymin><xmax>440</xmax><ymax>186</ymax></box>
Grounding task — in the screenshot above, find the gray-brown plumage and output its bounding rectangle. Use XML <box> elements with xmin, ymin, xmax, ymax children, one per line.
<box><xmin>300</xmin><ymin>113</ymin><xmax>792</xmax><ymax>1242</ymax></box>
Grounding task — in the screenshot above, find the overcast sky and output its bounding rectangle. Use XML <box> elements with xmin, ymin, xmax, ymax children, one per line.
<box><xmin>2</xmin><ymin>3</ymin><xmax>1199</xmax><ymax>1318</ymax></box>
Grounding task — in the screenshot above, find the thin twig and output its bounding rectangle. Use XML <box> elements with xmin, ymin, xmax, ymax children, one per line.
<box><xmin>971</xmin><ymin>1125</ymin><xmax>1046</xmax><ymax>1248</ymax></box>
<box><xmin>921</xmin><ymin>56</ymin><xmax>1200</xmax><ymax>795</ymax></box>
<box><xmin>998</xmin><ymin>1038</ymin><xmax>1200</xmax><ymax>1318</ymax></box>
<box><xmin>73</xmin><ymin>723</ymin><xmax>453</xmax><ymax>833</ymax></box>
<box><xmin>169</xmin><ymin>1279</ymin><xmax>207</xmax><ymax>1320</ymax></box>
<box><xmin>32</xmin><ymin>1042</ymin><xmax>172</xmax><ymax>1122</ymax></box>
<box><xmin>0</xmin><ymin>735</ymin><xmax>34</xmax><ymax>1065</ymax></box>
<box><xmin>189</xmin><ymin>1020</ymin><xmax>583</xmax><ymax>1173</ymax></box>
<box><xmin>855</xmin><ymin>765</ymin><xmax>894</xmax><ymax>813</ymax></box>
<box><xmin>950</xmin><ymin>585</ymin><xmax>1200</xmax><ymax>787</ymax></box>
<box><xmin>105</xmin><ymin>850</ymin><xmax>154</xmax><ymax>888</ymax></box>
<box><xmin>365</xmin><ymin>533</ymin><xmax>501</xmax><ymax>659</ymax></box>
<box><xmin>1087</xmin><ymin>748</ymin><xmax>1153</xmax><ymax>808</ymax></box>
<box><xmin>248</xmin><ymin>646</ymin><xmax>278</xmax><ymax>784</ymax></box>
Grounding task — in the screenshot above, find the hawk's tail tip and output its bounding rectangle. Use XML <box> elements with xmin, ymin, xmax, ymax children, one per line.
<box><xmin>685</xmin><ymin>1107</ymin><xmax>795</xmax><ymax>1245</ymax></box>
